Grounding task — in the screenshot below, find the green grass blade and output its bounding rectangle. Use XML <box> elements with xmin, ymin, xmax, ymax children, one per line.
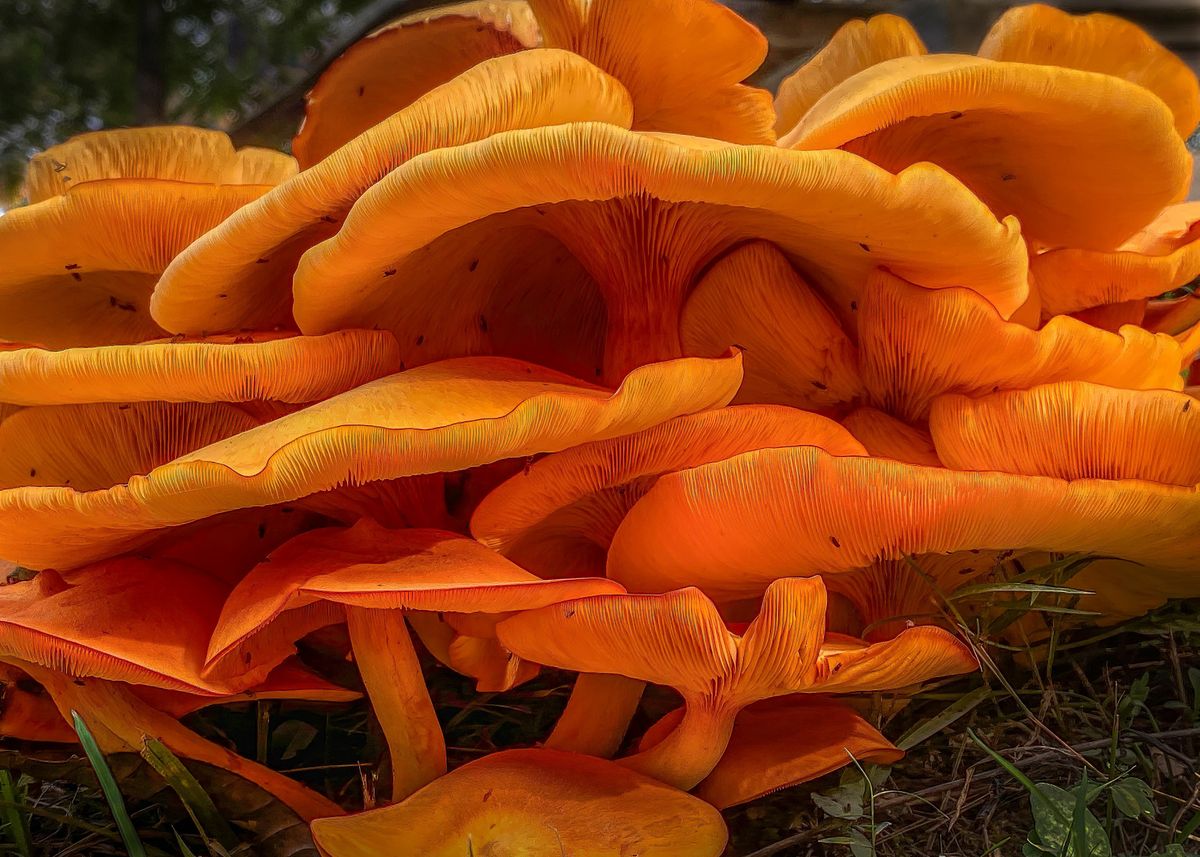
<box><xmin>0</xmin><ymin>771</ymin><xmax>32</xmax><ymax>857</ymax></box>
<box><xmin>968</xmin><ymin>728</ymin><xmax>1070</xmax><ymax>827</ymax></box>
<box><xmin>71</xmin><ymin>710</ymin><xmax>148</xmax><ymax>857</ymax></box>
<box><xmin>896</xmin><ymin>685</ymin><xmax>991</xmax><ymax>751</ymax></box>
<box><xmin>174</xmin><ymin>830</ymin><xmax>201</xmax><ymax>857</ymax></box>
<box><xmin>140</xmin><ymin>737</ymin><xmax>240</xmax><ymax>854</ymax></box>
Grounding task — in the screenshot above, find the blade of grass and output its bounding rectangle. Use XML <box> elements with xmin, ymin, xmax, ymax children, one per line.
<box><xmin>141</xmin><ymin>737</ymin><xmax>240</xmax><ymax>854</ymax></box>
<box><xmin>0</xmin><ymin>772</ymin><xmax>31</xmax><ymax>857</ymax></box>
<box><xmin>896</xmin><ymin>685</ymin><xmax>991</xmax><ymax>752</ymax></box>
<box><xmin>71</xmin><ymin>710</ymin><xmax>148</xmax><ymax>857</ymax></box>
<box><xmin>174</xmin><ymin>830</ymin><xmax>201</xmax><ymax>857</ymax></box>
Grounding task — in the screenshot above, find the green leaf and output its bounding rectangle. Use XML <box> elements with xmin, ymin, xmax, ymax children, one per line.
<box><xmin>141</xmin><ymin>737</ymin><xmax>241</xmax><ymax>854</ymax></box>
<box><xmin>0</xmin><ymin>771</ymin><xmax>32</xmax><ymax>857</ymax></box>
<box><xmin>1028</xmin><ymin>782</ymin><xmax>1111</xmax><ymax>857</ymax></box>
<box><xmin>271</xmin><ymin>720</ymin><xmax>319</xmax><ymax>763</ymax></box>
<box><xmin>1108</xmin><ymin>777</ymin><xmax>1154</xmax><ymax>819</ymax></box>
<box><xmin>949</xmin><ymin>582</ymin><xmax>1094</xmax><ymax>600</ymax></box>
<box><xmin>71</xmin><ymin>710</ymin><xmax>148</xmax><ymax>857</ymax></box>
<box><xmin>812</xmin><ymin>780</ymin><xmax>866</xmax><ymax>821</ymax></box>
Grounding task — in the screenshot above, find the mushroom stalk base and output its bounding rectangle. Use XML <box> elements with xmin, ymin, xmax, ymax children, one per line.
<box><xmin>546</xmin><ymin>673</ymin><xmax>645</xmax><ymax>758</ymax></box>
<box><xmin>617</xmin><ymin>700</ymin><xmax>735</xmax><ymax>791</ymax></box>
<box><xmin>346</xmin><ymin>607</ymin><xmax>446</xmax><ymax>802</ymax></box>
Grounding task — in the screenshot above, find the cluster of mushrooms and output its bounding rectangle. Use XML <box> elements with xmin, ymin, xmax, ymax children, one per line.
<box><xmin>0</xmin><ymin>0</ymin><xmax>1198</xmax><ymax>853</ymax></box>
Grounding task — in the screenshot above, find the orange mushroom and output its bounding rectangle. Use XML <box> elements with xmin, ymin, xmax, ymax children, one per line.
<box><xmin>472</xmin><ymin>404</ymin><xmax>864</xmax><ymax>580</ymax></box>
<box><xmin>679</xmin><ymin>241</ymin><xmax>864</xmax><ymax>410</ymax></box>
<box><xmin>781</xmin><ymin>55</ymin><xmax>1190</xmax><ymax>251</ymax></box>
<box><xmin>978</xmin><ymin>3</ymin><xmax>1200</xmax><ymax>139</ymax></box>
<box><xmin>497</xmin><ymin>576</ymin><xmax>975</xmax><ymax>789</ymax></box>
<box><xmin>1032</xmin><ymin>202</ymin><xmax>1200</xmax><ymax>321</ymax></box>
<box><xmin>840</xmin><ymin>408</ymin><xmax>942</xmax><ymax>467</ymax></box>
<box><xmin>292</xmin><ymin>2</ymin><xmax>539</xmax><ymax>167</ymax></box>
<box><xmin>206</xmin><ymin>520</ymin><xmax>624</xmax><ymax>801</ymax></box>
<box><xmin>525</xmin><ymin>0</ymin><xmax>774</xmax><ymax>143</ymax></box>
<box><xmin>857</xmin><ymin>269</ymin><xmax>1185</xmax><ymax>422</ymax></box>
<box><xmin>151</xmin><ymin>50</ymin><xmax>633</xmax><ymax>335</ymax></box>
<box><xmin>0</xmin><ymin>330</ymin><xmax>401</xmax><ymax>406</ymax></box>
<box><xmin>290</xmin><ymin>123</ymin><xmax>1026</xmax><ymax>383</ymax></box>
<box><xmin>4</xmin><ymin>128</ymin><xmax>293</xmax><ymax>348</ymax></box>
<box><xmin>0</xmin><ymin>658</ymin><xmax>356</xmax><ymax>744</ymax></box>
<box><xmin>0</xmin><ymin>352</ymin><xmax>741</xmax><ymax>570</ymax></box>
<box><xmin>294</xmin><ymin>0</ymin><xmax>774</xmax><ymax>167</ymax></box>
<box><xmin>605</xmin><ymin>446</ymin><xmax>1200</xmax><ymax>600</ymax></box>
<box><xmin>22</xmin><ymin>126</ymin><xmax>295</xmax><ymax>202</ymax></box>
<box><xmin>0</xmin><ymin>562</ymin><xmax>342</xmax><ymax>820</ymax></box>
<box><xmin>774</xmin><ymin>14</ymin><xmax>926</xmax><ymax>136</ymax></box>
<box><xmin>309</xmin><ymin>748</ymin><xmax>729</xmax><ymax>857</ymax></box>
<box><xmin>929</xmin><ymin>382</ymin><xmax>1200</xmax><ymax>487</ymax></box>
<box><xmin>639</xmin><ymin>695</ymin><xmax>903</xmax><ymax>808</ymax></box>
<box><xmin>14</xmin><ymin>666</ymin><xmax>342</xmax><ymax>821</ymax></box>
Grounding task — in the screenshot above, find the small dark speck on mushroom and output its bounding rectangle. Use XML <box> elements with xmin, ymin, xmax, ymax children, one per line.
<box><xmin>564</xmin><ymin>608</ymin><xmax>576</xmax><ymax>618</ymax></box>
<box><xmin>257</xmin><ymin>523</ymin><xmax>267</xmax><ymax>539</ymax></box>
<box><xmin>70</xmin><ymin>272</ymin><xmax>82</xmax><ymax>281</ymax></box>
<box><xmin>950</xmin><ymin>112</ymin><xmax>963</xmax><ymax>120</ymax></box>
<box><xmin>850</xmin><ymin>300</ymin><xmax>858</xmax><ymax>311</ymax></box>
<box><xmin>29</xmin><ymin>468</ymin><xmax>36</xmax><ymax>478</ymax></box>
<box><xmin>64</xmin><ymin>263</ymin><xmax>80</xmax><ymax>270</ymax></box>
<box><xmin>1183</xmin><ymin>400</ymin><xmax>1191</xmax><ymax>412</ymax></box>
<box><xmin>830</xmin><ymin>536</ymin><xmax>840</xmax><ymax>548</ymax></box>
<box><xmin>811</xmin><ymin>380</ymin><xmax>828</xmax><ymax>391</ymax></box>
<box><xmin>256</xmin><ymin>258</ymin><xmax>270</xmax><ymax>264</ymax></box>
<box><xmin>384</xmin><ymin>268</ymin><xmax>397</xmax><ymax>277</ymax></box>
<box><xmin>858</xmin><ymin>242</ymin><xmax>871</xmax><ymax>252</ymax></box>
<box><xmin>357</xmin><ymin>86</ymin><xmax>365</xmax><ymax>97</ymax></box>
<box><xmin>479</xmin><ymin>314</ymin><xmax>489</xmax><ymax>332</ymax></box>
<box><xmin>468</xmin><ymin>258</ymin><xmax>479</xmax><ymax>272</ymax></box>
<box><xmin>416</xmin><ymin>334</ymin><xmax>425</xmax><ymax>346</ymax></box>
<box><xmin>1001</xmin><ymin>173</ymin><xmax>1016</xmax><ymax>182</ymax></box>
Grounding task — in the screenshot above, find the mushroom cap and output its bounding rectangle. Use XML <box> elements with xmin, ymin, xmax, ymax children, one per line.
<box><xmin>472</xmin><ymin>404</ymin><xmax>865</xmax><ymax>579</ymax></box>
<box><xmin>310</xmin><ymin>748</ymin><xmax>729</xmax><ymax>856</ymax></box>
<box><xmin>782</xmin><ymin>54</ymin><xmax>1191</xmax><ymax>250</ymax></box>
<box><xmin>858</xmin><ymin>270</ymin><xmax>1185</xmax><ymax>421</ymax></box>
<box><xmin>0</xmin><ymin>180</ymin><xmax>273</xmax><ymax>348</ymax></box>
<box><xmin>840</xmin><ymin>407</ymin><xmax>942</xmax><ymax>467</ymax></box>
<box><xmin>151</xmin><ymin>49</ymin><xmax>634</xmax><ymax>335</ymax></box>
<box><xmin>497</xmin><ymin>577</ymin><xmax>976</xmax><ymax>705</ymax></box>
<box><xmin>291</xmin><ymin>122</ymin><xmax>1028</xmax><ymax>346</ymax></box>
<box><xmin>679</xmin><ymin>241</ymin><xmax>864</xmax><ymax>409</ymax></box>
<box><xmin>0</xmin><ymin>330</ymin><xmax>401</xmax><ymax>406</ymax></box>
<box><xmin>0</xmin><ymin>561</ymin><xmax>259</xmax><ymax>696</ymax></box>
<box><xmin>23</xmin><ymin>126</ymin><xmax>295</xmax><ymax>202</ymax></box>
<box><xmin>1032</xmin><ymin>203</ymin><xmax>1200</xmax><ymax>317</ymax></box>
<box><xmin>0</xmin><ymin>401</ymin><xmax>261</xmax><ymax>493</ymax></box>
<box><xmin>205</xmin><ymin>519</ymin><xmax>624</xmax><ymax>683</ymax></box>
<box><xmin>293</xmin><ymin>1</ymin><xmax>538</xmax><ymax>168</ymax></box>
<box><xmin>605</xmin><ymin>446</ymin><xmax>1200</xmax><ymax>599</ymax></box>
<box><xmin>528</xmin><ymin>0</ymin><xmax>774</xmax><ymax>144</ymax></box>
<box><xmin>774</xmin><ymin>14</ymin><xmax>926</xmax><ymax>136</ymax></box>
<box><xmin>978</xmin><ymin>3</ymin><xmax>1200</xmax><ymax>138</ymax></box>
<box><xmin>929</xmin><ymin>382</ymin><xmax>1200</xmax><ymax>487</ymax></box>
<box><xmin>640</xmin><ymin>695</ymin><xmax>904</xmax><ymax>809</ymax></box>
<box><xmin>0</xmin><ymin>352</ymin><xmax>741</xmax><ymax>570</ymax></box>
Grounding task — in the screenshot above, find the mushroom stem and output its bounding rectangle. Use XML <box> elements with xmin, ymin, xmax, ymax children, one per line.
<box><xmin>617</xmin><ymin>699</ymin><xmax>736</xmax><ymax>790</ymax></box>
<box><xmin>602</xmin><ymin>297</ymin><xmax>686</xmax><ymax>385</ymax></box>
<box><xmin>345</xmin><ymin>607</ymin><xmax>446</xmax><ymax>802</ymax></box>
<box><xmin>545</xmin><ymin>673</ymin><xmax>645</xmax><ymax>758</ymax></box>
<box><xmin>23</xmin><ymin>666</ymin><xmax>343</xmax><ymax>821</ymax></box>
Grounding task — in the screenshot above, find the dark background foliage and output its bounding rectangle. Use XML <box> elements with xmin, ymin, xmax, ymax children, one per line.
<box><xmin>1</xmin><ymin>0</ymin><xmax>1196</xmax><ymax>196</ymax></box>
